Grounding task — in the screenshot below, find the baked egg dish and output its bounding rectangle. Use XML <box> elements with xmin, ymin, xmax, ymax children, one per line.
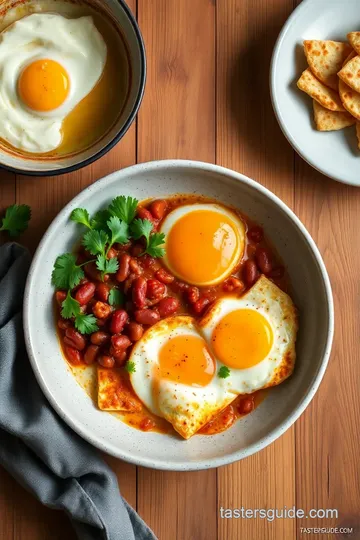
<box><xmin>53</xmin><ymin>194</ymin><xmax>298</xmax><ymax>439</ymax></box>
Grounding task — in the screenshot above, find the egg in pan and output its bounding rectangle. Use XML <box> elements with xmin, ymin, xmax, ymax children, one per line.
<box><xmin>129</xmin><ymin>275</ymin><xmax>298</xmax><ymax>439</ymax></box>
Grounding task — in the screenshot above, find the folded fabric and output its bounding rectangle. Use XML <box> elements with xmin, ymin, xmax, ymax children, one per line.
<box><xmin>0</xmin><ymin>242</ymin><xmax>156</xmax><ymax>540</ymax></box>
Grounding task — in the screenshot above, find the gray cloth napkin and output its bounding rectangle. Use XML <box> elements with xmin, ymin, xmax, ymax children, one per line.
<box><xmin>0</xmin><ymin>242</ymin><xmax>156</xmax><ymax>540</ymax></box>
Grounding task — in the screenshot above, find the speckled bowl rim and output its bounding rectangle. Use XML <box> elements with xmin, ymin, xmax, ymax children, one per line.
<box><xmin>0</xmin><ymin>0</ymin><xmax>146</xmax><ymax>177</ymax></box>
<box><xmin>23</xmin><ymin>160</ymin><xmax>334</xmax><ymax>470</ymax></box>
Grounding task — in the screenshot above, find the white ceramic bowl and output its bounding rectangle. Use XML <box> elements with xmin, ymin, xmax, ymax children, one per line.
<box><xmin>0</xmin><ymin>0</ymin><xmax>145</xmax><ymax>176</ymax></box>
<box><xmin>24</xmin><ymin>160</ymin><xmax>334</xmax><ymax>470</ymax></box>
<box><xmin>271</xmin><ymin>0</ymin><xmax>360</xmax><ymax>186</ymax></box>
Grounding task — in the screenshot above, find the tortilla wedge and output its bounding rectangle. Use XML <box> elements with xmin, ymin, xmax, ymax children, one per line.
<box><xmin>338</xmin><ymin>78</ymin><xmax>360</xmax><ymax>120</ymax></box>
<box><xmin>347</xmin><ymin>32</ymin><xmax>360</xmax><ymax>55</ymax></box>
<box><xmin>342</xmin><ymin>49</ymin><xmax>357</xmax><ymax>68</ymax></box>
<box><xmin>338</xmin><ymin>55</ymin><xmax>360</xmax><ymax>93</ymax></box>
<box><xmin>297</xmin><ymin>68</ymin><xmax>345</xmax><ymax>111</ymax></box>
<box><xmin>313</xmin><ymin>100</ymin><xmax>355</xmax><ymax>131</ymax></box>
<box><xmin>304</xmin><ymin>40</ymin><xmax>352</xmax><ymax>90</ymax></box>
<box><xmin>356</xmin><ymin>122</ymin><xmax>360</xmax><ymax>149</ymax></box>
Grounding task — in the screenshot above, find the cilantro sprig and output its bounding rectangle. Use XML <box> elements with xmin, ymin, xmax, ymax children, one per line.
<box><xmin>53</xmin><ymin>196</ymin><xmax>167</xmax><ymax>336</ymax></box>
<box><xmin>0</xmin><ymin>204</ymin><xmax>31</xmax><ymax>237</ymax></box>
<box><xmin>125</xmin><ymin>360</ymin><xmax>136</xmax><ymax>374</ymax></box>
<box><xmin>218</xmin><ymin>366</ymin><xmax>231</xmax><ymax>379</ymax></box>
<box><xmin>60</xmin><ymin>291</ymin><xmax>99</xmax><ymax>334</ymax></box>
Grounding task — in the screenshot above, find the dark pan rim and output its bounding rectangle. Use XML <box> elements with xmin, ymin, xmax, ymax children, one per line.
<box><xmin>0</xmin><ymin>0</ymin><xmax>146</xmax><ymax>177</ymax></box>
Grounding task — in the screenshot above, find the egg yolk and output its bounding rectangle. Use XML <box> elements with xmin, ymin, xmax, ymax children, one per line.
<box><xmin>166</xmin><ymin>210</ymin><xmax>242</xmax><ymax>285</ymax></box>
<box><xmin>18</xmin><ymin>59</ymin><xmax>70</xmax><ymax>112</ymax></box>
<box><xmin>212</xmin><ymin>309</ymin><xmax>273</xmax><ymax>369</ymax></box>
<box><xmin>159</xmin><ymin>335</ymin><xmax>215</xmax><ymax>387</ymax></box>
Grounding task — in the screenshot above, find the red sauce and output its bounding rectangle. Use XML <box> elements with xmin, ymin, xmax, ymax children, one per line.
<box><xmin>55</xmin><ymin>194</ymin><xmax>288</xmax><ymax>436</ymax></box>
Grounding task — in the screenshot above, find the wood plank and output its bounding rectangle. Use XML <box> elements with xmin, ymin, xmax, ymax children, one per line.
<box><xmin>136</xmin><ymin>1</ymin><xmax>217</xmax><ymax>538</ymax></box>
<box><xmin>294</xmin><ymin>159</ymin><xmax>360</xmax><ymax>537</ymax></box>
<box><xmin>216</xmin><ymin>1</ymin><xmax>296</xmax><ymax>539</ymax></box>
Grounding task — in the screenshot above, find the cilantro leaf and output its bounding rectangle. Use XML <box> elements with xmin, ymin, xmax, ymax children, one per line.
<box><xmin>108</xmin><ymin>288</ymin><xmax>124</xmax><ymax>307</ymax></box>
<box><xmin>130</xmin><ymin>218</ymin><xmax>153</xmax><ymax>243</ymax></box>
<box><xmin>107</xmin><ymin>216</ymin><xmax>129</xmax><ymax>246</ymax></box>
<box><xmin>109</xmin><ymin>196</ymin><xmax>138</xmax><ymax>224</ymax></box>
<box><xmin>82</xmin><ymin>229</ymin><xmax>108</xmax><ymax>256</ymax></box>
<box><xmin>70</xmin><ymin>208</ymin><xmax>92</xmax><ymax>229</ymax></box>
<box><xmin>146</xmin><ymin>233</ymin><xmax>166</xmax><ymax>258</ymax></box>
<box><xmin>124</xmin><ymin>360</ymin><xmax>136</xmax><ymax>373</ymax></box>
<box><xmin>96</xmin><ymin>254</ymin><xmax>119</xmax><ymax>274</ymax></box>
<box><xmin>218</xmin><ymin>366</ymin><xmax>231</xmax><ymax>379</ymax></box>
<box><xmin>51</xmin><ymin>253</ymin><xmax>84</xmax><ymax>289</ymax></box>
<box><xmin>0</xmin><ymin>204</ymin><xmax>31</xmax><ymax>237</ymax></box>
<box><xmin>61</xmin><ymin>291</ymin><xmax>81</xmax><ymax>319</ymax></box>
<box><xmin>91</xmin><ymin>210</ymin><xmax>111</xmax><ymax>232</ymax></box>
<box><xmin>74</xmin><ymin>313</ymin><xmax>99</xmax><ymax>335</ymax></box>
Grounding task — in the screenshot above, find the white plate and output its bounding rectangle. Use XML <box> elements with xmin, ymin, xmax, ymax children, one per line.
<box><xmin>271</xmin><ymin>0</ymin><xmax>360</xmax><ymax>186</ymax></box>
<box><xmin>24</xmin><ymin>160</ymin><xmax>334</xmax><ymax>470</ymax></box>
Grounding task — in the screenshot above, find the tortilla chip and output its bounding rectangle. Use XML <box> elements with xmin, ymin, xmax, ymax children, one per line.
<box><xmin>297</xmin><ymin>68</ymin><xmax>345</xmax><ymax>111</ymax></box>
<box><xmin>304</xmin><ymin>40</ymin><xmax>352</xmax><ymax>90</ymax></box>
<box><xmin>347</xmin><ymin>32</ymin><xmax>360</xmax><ymax>55</ymax></box>
<box><xmin>356</xmin><ymin>122</ymin><xmax>360</xmax><ymax>149</ymax></box>
<box><xmin>97</xmin><ymin>367</ymin><xmax>142</xmax><ymax>412</ymax></box>
<box><xmin>338</xmin><ymin>78</ymin><xmax>360</xmax><ymax>120</ymax></box>
<box><xmin>343</xmin><ymin>49</ymin><xmax>357</xmax><ymax>67</ymax></box>
<box><xmin>313</xmin><ymin>100</ymin><xmax>355</xmax><ymax>131</ymax></box>
<box><xmin>338</xmin><ymin>55</ymin><xmax>360</xmax><ymax>93</ymax></box>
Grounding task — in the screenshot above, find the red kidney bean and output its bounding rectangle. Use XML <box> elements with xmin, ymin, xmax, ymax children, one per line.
<box><xmin>134</xmin><ymin>309</ymin><xmax>160</xmax><ymax>325</ymax></box>
<box><xmin>55</xmin><ymin>290</ymin><xmax>67</xmax><ymax>306</ymax></box>
<box><xmin>139</xmin><ymin>418</ymin><xmax>156</xmax><ymax>431</ymax></box>
<box><xmin>85</xmin><ymin>262</ymin><xmax>109</xmax><ymax>282</ymax></box>
<box><xmin>98</xmin><ymin>355</ymin><xmax>115</xmax><ymax>368</ymax></box>
<box><xmin>96</xmin><ymin>282</ymin><xmax>110</xmax><ymax>303</ymax></box>
<box><xmin>132</xmin><ymin>277</ymin><xmax>147</xmax><ymax>308</ymax></box>
<box><xmin>268</xmin><ymin>266</ymin><xmax>285</xmax><ymax>280</ymax></box>
<box><xmin>72</xmin><ymin>277</ymin><xmax>89</xmax><ymax>292</ymax></box>
<box><xmin>247</xmin><ymin>225</ymin><xmax>264</xmax><ymax>243</ymax></box>
<box><xmin>237</xmin><ymin>396</ymin><xmax>254</xmax><ymax>415</ymax></box>
<box><xmin>155</xmin><ymin>268</ymin><xmax>175</xmax><ymax>284</ymax></box>
<box><xmin>137</xmin><ymin>206</ymin><xmax>156</xmax><ymax>225</ymax></box>
<box><xmin>243</xmin><ymin>259</ymin><xmax>258</xmax><ymax>286</ymax></box>
<box><xmin>222</xmin><ymin>277</ymin><xmax>244</xmax><ymax>293</ymax></box>
<box><xmin>149</xmin><ymin>199</ymin><xmax>167</xmax><ymax>220</ymax></box>
<box><xmin>64</xmin><ymin>346</ymin><xmax>82</xmax><ymax>366</ymax></box>
<box><xmin>131</xmin><ymin>243</ymin><xmax>144</xmax><ymax>257</ymax></box>
<box><xmin>58</xmin><ymin>318</ymin><xmax>70</xmax><ymax>330</ymax></box>
<box><xmin>255</xmin><ymin>247</ymin><xmax>272</xmax><ymax>274</ymax></box>
<box><xmin>84</xmin><ymin>345</ymin><xmax>99</xmax><ymax>365</ymax></box>
<box><xmin>91</xmin><ymin>331</ymin><xmax>110</xmax><ymax>346</ymax></box>
<box><xmin>171</xmin><ymin>281</ymin><xmax>189</xmax><ymax>293</ymax></box>
<box><xmin>186</xmin><ymin>286</ymin><xmax>200</xmax><ymax>304</ymax></box>
<box><xmin>107</xmin><ymin>247</ymin><xmax>118</xmax><ymax>259</ymax></box>
<box><xmin>110</xmin><ymin>309</ymin><xmax>128</xmax><ymax>334</ymax></box>
<box><xmin>157</xmin><ymin>297</ymin><xmax>180</xmax><ymax>317</ymax></box>
<box><xmin>111</xmin><ymin>334</ymin><xmax>132</xmax><ymax>350</ymax></box>
<box><xmin>92</xmin><ymin>301</ymin><xmax>112</xmax><ymax>319</ymax></box>
<box><xmin>64</xmin><ymin>328</ymin><xmax>86</xmax><ymax>351</ymax></box>
<box><xmin>202</xmin><ymin>288</ymin><xmax>217</xmax><ymax>302</ymax></box>
<box><xmin>146</xmin><ymin>279</ymin><xmax>166</xmax><ymax>299</ymax></box>
<box><xmin>129</xmin><ymin>258</ymin><xmax>143</xmax><ymax>275</ymax></box>
<box><xmin>95</xmin><ymin>318</ymin><xmax>106</xmax><ymax>328</ymax></box>
<box><xmin>140</xmin><ymin>254</ymin><xmax>158</xmax><ymax>269</ymax></box>
<box><xmin>126</xmin><ymin>322</ymin><xmax>144</xmax><ymax>342</ymax></box>
<box><xmin>114</xmin><ymin>241</ymin><xmax>131</xmax><ymax>252</ymax></box>
<box><xmin>116</xmin><ymin>253</ymin><xmax>131</xmax><ymax>283</ymax></box>
<box><xmin>193</xmin><ymin>297</ymin><xmax>210</xmax><ymax>315</ymax></box>
<box><xmin>124</xmin><ymin>275</ymin><xmax>136</xmax><ymax>294</ymax></box>
<box><xmin>110</xmin><ymin>347</ymin><xmax>127</xmax><ymax>366</ymax></box>
<box><xmin>75</xmin><ymin>282</ymin><xmax>95</xmax><ymax>306</ymax></box>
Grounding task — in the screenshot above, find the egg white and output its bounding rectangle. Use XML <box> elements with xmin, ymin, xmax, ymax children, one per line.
<box><xmin>0</xmin><ymin>13</ymin><xmax>107</xmax><ymax>153</ymax></box>
<box><xmin>160</xmin><ymin>203</ymin><xmax>246</xmax><ymax>286</ymax></box>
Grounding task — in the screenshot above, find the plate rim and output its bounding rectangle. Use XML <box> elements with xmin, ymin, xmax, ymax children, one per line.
<box><xmin>270</xmin><ymin>0</ymin><xmax>360</xmax><ymax>187</ymax></box>
<box><xmin>23</xmin><ymin>159</ymin><xmax>334</xmax><ymax>470</ymax></box>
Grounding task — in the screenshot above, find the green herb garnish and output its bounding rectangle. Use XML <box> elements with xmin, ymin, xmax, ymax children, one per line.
<box><xmin>218</xmin><ymin>366</ymin><xmax>231</xmax><ymax>379</ymax></box>
<box><xmin>0</xmin><ymin>204</ymin><xmax>31</xmax><ymax>237</ymax></box>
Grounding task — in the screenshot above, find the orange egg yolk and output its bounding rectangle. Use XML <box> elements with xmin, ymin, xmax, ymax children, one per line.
<box><xmin>166</xmin><ymin>210</ymin><xmax>242</xmax><ymax>285</ymax></box>
<box><xmin>18</xmin><ymin>59</ymin><xmax>70</xmax><ymax>112</ymax></box>
<box><xmin>212</xmin><ymin>309</ymin><xmax>273</xmax><ymax>369</ymax></box>
<box><xmin>159</xmin><ymin>335</ymin><xmax>215</xmax><ymax>387</ymax></box>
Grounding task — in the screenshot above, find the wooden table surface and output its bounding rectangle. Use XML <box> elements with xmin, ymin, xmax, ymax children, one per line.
<box><xmin>1</xmin><ymin>1</ymin><xmax>359</xmax><ymax>539</ymax></box>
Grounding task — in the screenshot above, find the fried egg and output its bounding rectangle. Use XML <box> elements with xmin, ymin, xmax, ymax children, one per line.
<box><xmin>0</xmin><ymin>13</ymin><xmax>107</xmax><ymax>153</ymax></box>
<box><xmin>129</xmin><ymin>277</ymin><xmax>298</xmax><ymax>439</ymax></box>
<box><xmin>160</xmin><ymin>204</ymin><xmax>246</xmax><ymax>286</ymax></box>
